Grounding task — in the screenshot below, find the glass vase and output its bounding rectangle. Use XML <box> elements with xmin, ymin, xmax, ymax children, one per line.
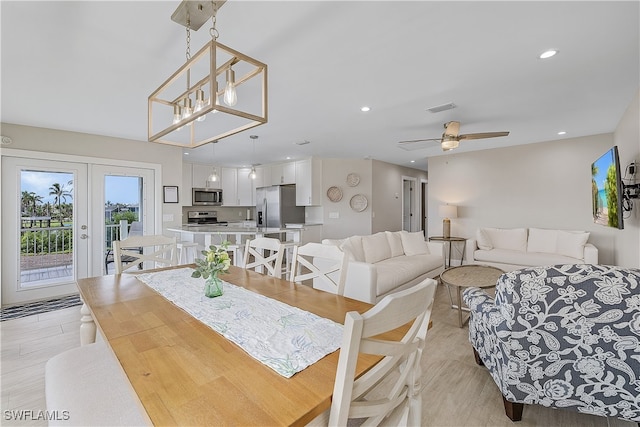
<box><xmin>204</xmin><ymin>272</ymin><xmax>224</xmax><ymax>298</ymax></box>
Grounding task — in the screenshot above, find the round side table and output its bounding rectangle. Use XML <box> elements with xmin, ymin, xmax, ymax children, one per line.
<box><xmin>440</xmin><ymin>264</ymin><xmax>504</xmax><ymax>327</ymax></box>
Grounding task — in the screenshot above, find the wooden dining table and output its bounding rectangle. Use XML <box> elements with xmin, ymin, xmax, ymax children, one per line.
<box><xmin>76</xmin><ymin>265</ymin><xmax>387</xmax><ymax>426</ymax></box>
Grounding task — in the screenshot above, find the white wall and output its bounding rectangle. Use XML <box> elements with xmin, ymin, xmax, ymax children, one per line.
<box><xmin>372</xmin><ymin>160</ymin><xmax>428</xmax><ymax>233</ymax></box>
<box><xmin>427</xmin><ymin>91</ymin><xmax>640</xmax><ymax>267</ymax></box>
<box><xmin>0</xmin><ymin>123</ymin><xmax>184</xmax><ymax>230</ymax></box>
<box><xmin>613</xmin><ymin>90</ymin><xmax>640</xmax><ymax>267</ymax></box>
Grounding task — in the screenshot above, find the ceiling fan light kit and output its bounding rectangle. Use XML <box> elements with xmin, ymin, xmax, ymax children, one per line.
<box><xmin>148</xmin><ymin>0</ymin><xmax>268</xmax><ymax>148</ymax></box>
<box><xmin>397</xmin><ymin>120</ymin><xmax>509</xmax><ymax>152</ymax></box>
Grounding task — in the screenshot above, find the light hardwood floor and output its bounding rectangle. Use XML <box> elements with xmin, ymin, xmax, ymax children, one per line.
<box><xmin>0</xmin><ymin>283</ymin><xmax>636</xmax><ymax>427</ymax></box>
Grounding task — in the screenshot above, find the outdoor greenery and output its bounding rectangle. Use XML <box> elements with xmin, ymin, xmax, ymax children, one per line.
<box><xmin>605</xmin><ymin>164</ymin><xmax>619</xmax><ymax>228</ymax></box>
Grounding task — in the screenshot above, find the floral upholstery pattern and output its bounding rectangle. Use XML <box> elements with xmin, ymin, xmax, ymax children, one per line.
<box><xmin>462</xmin><ymin>264</ymin><xmax>640</xmax><ymax>422</ymax></box>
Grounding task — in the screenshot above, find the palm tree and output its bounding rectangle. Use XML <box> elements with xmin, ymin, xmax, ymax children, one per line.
<box><xmin>49</xmin><ymin>183</ymin><xmax>73</xmax><ymax>222</ymax></box>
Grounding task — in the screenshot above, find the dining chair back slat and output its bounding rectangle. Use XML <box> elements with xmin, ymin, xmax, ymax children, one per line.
<box><xmin>328</xmin><ymin>278</ymin><xmax>437</xmax><ymax>426</ymax></box>
<box><xmin>113</xmin><ymin>235</ymin><xmax>178</xmax><ymax>273</ymax></box>
<box><xmin>290</xmin><ymin>243</ymin><xmax>347</xmax><ymax>295</ymax></box>
<box><xmin>242</xmin><ymin>237</ymin><xmax>285</xmax><ymax>278</ymax></box>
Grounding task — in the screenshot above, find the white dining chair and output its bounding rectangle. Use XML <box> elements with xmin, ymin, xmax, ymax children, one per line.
<box><xmin>289</xmin><ymin>242</ymin><xmax>348</xmax><ymax>295</ymax></box>
<box><xmin>113</xmin><ymin>235</ymin><xmax>178</xmax><ymax>273</ymax></box>
<box><xmin>242</xmin><ymin>237</ymin><xmax>285</xmax><ymax>278</ymax></box>
<box><xmin>310</xmin><ymin>278</ymin><xmax>437</xmax><ymax>427</ymax></box>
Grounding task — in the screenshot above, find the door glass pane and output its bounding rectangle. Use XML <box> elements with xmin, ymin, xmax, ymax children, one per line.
<box><xmin>20</xmin><ymin>170</ymin><xmax>74</xmax><ymax>287</ymax></box>
<box><xmin>104</xmin><ymin>175</ymin><xmax>143</xmax><ymax>274</ymax></box>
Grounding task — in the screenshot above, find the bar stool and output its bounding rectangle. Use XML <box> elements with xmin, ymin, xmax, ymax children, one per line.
<box><xmin>177</xmin><ymin>241</ymin><xmax>199</xmax><ymax>264</ymax></box>
<box><xmin>281</xmin><ymin>241</ymin><xmax>298</xmax><ymax>280</ymax></box>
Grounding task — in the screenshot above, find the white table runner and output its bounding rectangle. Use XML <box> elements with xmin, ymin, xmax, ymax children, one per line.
<box><xmin>136</xmin><ymin>268</ymin><xmax>343</xmax><ymax>378</ymax></box>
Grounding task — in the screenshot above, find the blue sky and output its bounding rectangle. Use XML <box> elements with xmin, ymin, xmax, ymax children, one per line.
<box><xmin>21</xmin><ymin>172</ymin><xmax>140</xmax><ymax>205</ymax></box>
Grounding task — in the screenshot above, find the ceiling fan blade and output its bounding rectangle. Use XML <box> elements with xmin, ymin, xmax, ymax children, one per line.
<box><xmin>444</xmin><ymin>121</ymin><xmax>460</xmax><ymax>137</ymax></box>
<box><xmin>396</xmin><ymin>138</ymin><xmax>442</xmax><ymax>145</ymax></box>
<box><xmin>458</xmin><ymin>131</ymin><xmax>510</xmax><ymax>141</ymax></box>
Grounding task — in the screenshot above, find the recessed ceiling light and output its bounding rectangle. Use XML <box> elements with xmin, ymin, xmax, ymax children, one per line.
<box><xmin>539</xmin><ymin>49</ymin><xmax>558</xmax><ymax>59</ymax></box>
<box><xmin>360</xmin><ymin>106</ymin><xmax>371</xmax><ymax>112</ymax></box>
<box><xmin>410</xmin><ymin>160</ymin><xmax>415</xmax><ymax>163</ymax></box>
<box><xmin>286</xmin><ymin>156</ymin><xmax>292</xmax><ymax>160</ymax></box>
<box><xmin>558</xmin><ymin>131</ymin><xmax>567</xmax><ymax>135</ymax></box>
<box><xmin>184</xmin><ymin>152</ymin><xmax>189</xmax><ymax>155</ymax></box>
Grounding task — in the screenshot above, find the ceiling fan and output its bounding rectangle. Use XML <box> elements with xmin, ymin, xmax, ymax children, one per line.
<box><xmin>397</xmin><ymin>121</ymin><xmax>510</xmax><ymax>151</ymax></box>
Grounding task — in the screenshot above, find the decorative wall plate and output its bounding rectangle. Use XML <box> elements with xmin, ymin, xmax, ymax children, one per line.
<box><xmin>349</xmin><ymin>194</ymin><xmax>368</xmax><ymax>212</ymax></box>
<box><xmin>327</xmin><ymin>186</ymin><xmax>343</xmax><ymax>202</ymax></box>
<box><xmin>346</xmin><ymin>173</ymin><xmax>360</xmax><ymax>187</ymax></box>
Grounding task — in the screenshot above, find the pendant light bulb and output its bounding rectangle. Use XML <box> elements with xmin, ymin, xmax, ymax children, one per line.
<box><xmin>172</xmin><ymin>104</ymin><xmax>182</xmax><ymax>125</ymax></box>
<box><xmin>249</xmin><ymin>167</ymin><xmax>257</xmax><ymax>180</ymax></box>
<box><xmin>194</xmin><ymin>89</ymin><xmax>207</xmax><ymax>122</ymax></box>
<box><xmin>208</xmin><ymin>168</ymin><xmax>218</xmax><ymax>182</ymax></box>
<box><xmin>223</xmin><ymin>68</ymin><xmax>237</xmax><ymax>106</ymax></box>
<box><xmin>182</xmin><ymin>98</ymin><xmax>193</xmax><ymax>125</ymax></box>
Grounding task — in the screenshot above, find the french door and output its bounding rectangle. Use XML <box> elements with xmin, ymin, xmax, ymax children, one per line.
<box><xmin>2</xmin><ymin>152</ymin><xmax>158</xmax><ymax>306</ymax></box>
<box><xmin>2</xmin><ymin>157</ymin><xmax>88</xmax><ymax>305</ymax></box>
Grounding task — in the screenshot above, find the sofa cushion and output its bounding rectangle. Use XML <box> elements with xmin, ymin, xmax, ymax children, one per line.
<box><xmin>474</xmin><ymin>248</ymin><xmax>582</xmax><ymax>266</ymax></box>
<box><xmin>476</xmin><ymin>228</ymin><xmax>493</xmax><ymax>250</ymax></box>
<box><xmin>527</xmin><ymin>228</ymin><xmax>558</xmax><ymax>253</ymax></box>
<box><xmin>362</xmin><ymin>232</ymin><xmax>392</xmax><ymax>264</ymax></box>
<box><xmin>341</xmin><ymin>236</ymin><xmax>365</xmax><ymax>262</ymax></box>
<box><xmin>375</xmin><ymin>254</ymin><xmax>442</xmax><ymax>295</ymax></box>
<box><xmin>484</xmin><ymin>228</ymin><xmax>527</xmax><ymax>252</ymax></box>
<box><xmin>385</xmin><ymin>231</ymin><xmax>404</xmax><ymax>258</ymax></box>
<box><xmin>400</xmin><ymin>231</ymin><xmax>430</xmax><ymax>256</ymax></box>
<box><xmin>557</xmin><ymin>231</ymin><xmax>590</xmax><ymax>259</ymax></box>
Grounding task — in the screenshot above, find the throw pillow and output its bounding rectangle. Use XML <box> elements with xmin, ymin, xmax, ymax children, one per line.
<box><xmin>340</xmin><ymin>236</ymin><xmax>365</xmax><ymax>262</ymax></box>
<box><xmin>362</xmin><ymin>232</ymin><xmax>392</xmax><ymax>264</ymax></box>
<box><xmin>485</xmin><ymin>228</ymin><xmax>527</xmax><ymax>252</ymax></box>
<box><xmin>557</xmin><ymin>231</ymin><xmax>590</xmax><ymax>259</ymax></box>
<box><xmin>385</xmin><ymin>231</ymin><xmax>404</xmax><ymax>257</ymax></box>
<box><xmin>400</xmin><ymin>231</ymin><xmax>430</xmax><ymax>256</ymax></box>
<box><xmin>476</xmin><ymin>228</ymin><xmax>492</xmax><ymax>250</ymax></box>
<box><xmin>527</xmin><ymin>228</ymin><xmax>558</xmax><ymax>253</ymax></box>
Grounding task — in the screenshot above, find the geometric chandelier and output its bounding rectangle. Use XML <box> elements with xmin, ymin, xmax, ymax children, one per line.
<box><xmin>148</xmin><ymin>0</ymin><xmax>268</xmax><ymax>148</ymax></box>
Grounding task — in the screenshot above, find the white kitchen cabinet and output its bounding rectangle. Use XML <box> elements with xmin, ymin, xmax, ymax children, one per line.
<box><xmin>236</xmin><ymin>168</ymin><xmax>254</xmax><ymax>206</ymax></box>
<box><xmin>253</xmin><ymin>165</ymin><xmax>271</xmax><ymax>189</ymax></box>
<box><xmin>221</xmin><ymin>167</ymin><xmax>254</xmax><ymax>206</ymax></box>
<box><xmin>221</xmin><ymin>167</ymin><xmax>237</xmax><ymax>206</ymax></box>
<box><xmin>270</xmin><ymin>162</ymin><xmax>295</xmax><ymax>185</ymax></box>
<box><xmin>193</xmin><ymin>163</ymin><xmax>219</xmax><ymax>189</ymax></box>
<box><xmin>295</xmin><ymin>158</ymin><xmax>322</xmax><ymax>206</ymax></box>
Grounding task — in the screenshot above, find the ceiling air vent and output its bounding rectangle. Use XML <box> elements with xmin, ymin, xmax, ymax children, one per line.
<box><xmin>426</xmin><ymin>102</ymin><xmax>456</xmax><ymax>113</ymax></box>
<box><xmin>1</xmin><ymin>135</ymin><xmax>13</xmax><ymax>145</ymax></box>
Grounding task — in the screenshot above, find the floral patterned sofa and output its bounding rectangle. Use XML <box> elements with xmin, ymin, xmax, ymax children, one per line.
<box><xmin>462</xmin><ymin>264</ymin><xmax>640</xmax><ymax>423</ymax></box>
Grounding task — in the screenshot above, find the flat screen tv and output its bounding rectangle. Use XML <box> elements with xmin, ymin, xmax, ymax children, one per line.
<box><xmin>592</xmin><ymin>146</ymin><xmax>624</xmax><ymax>229</ymax></box>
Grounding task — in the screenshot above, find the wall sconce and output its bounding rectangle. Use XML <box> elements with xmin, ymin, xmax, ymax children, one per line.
<box><xmin>439</xmin><ymin>204</ymin><xmax>458</xmax><ymax>238</ymax></box>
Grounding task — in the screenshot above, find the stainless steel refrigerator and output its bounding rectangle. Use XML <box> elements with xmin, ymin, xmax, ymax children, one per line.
<box><xmin>256</xmin><ymin>184</ymin><xmax>305</xmax><ymax>228</ymax></box>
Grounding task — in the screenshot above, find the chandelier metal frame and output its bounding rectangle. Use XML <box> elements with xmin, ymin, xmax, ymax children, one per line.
<box><xmin>148</xmin><ymin>1</ymin><xmax>268</xmax><ymax>148</ymax></box>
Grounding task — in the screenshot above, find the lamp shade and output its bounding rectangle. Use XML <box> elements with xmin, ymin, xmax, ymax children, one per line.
<box><xmin>439</xmin><ymin>205</ymin><xmax>458</xmax><ymax>219</ymax></box>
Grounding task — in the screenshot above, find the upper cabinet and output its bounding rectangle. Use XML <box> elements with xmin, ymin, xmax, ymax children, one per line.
<box><xmin>193</xmin><ymin>163</ymin><xmax>217</xmax><ymax>189</ymax></box>
<box><xmin>270</xmin><ymin>162</ymin><xmax>295</xmax><ymax>185</ymax></box>
<box><xmin>253</xmin><ymin>166</ymin><xmax>271</xmax><ymax>189</ymax></box>
<box><xmin>221</xmin><ymin>167</ymin><xmax>254</xmax><ymax>207</ymax></box>
<box><xmin>237</xmin><ymin>168</ymin><xmax>254</xmax><ymax>206</ymax></box>
<box><xmin>295</xmin><ymin>158</ymin><xmax>322</xmax><ymax>206</ymax></box>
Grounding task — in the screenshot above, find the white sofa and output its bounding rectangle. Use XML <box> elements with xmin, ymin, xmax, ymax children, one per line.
<box><xmin>465</xmin><ymin>227</ymin><xmax>598</xmax><ymax>272</ymax></box>
<box><xmin>320</xmin><ymin>231</ymin><xmax>444</xmax><ymax>304</ymax></box>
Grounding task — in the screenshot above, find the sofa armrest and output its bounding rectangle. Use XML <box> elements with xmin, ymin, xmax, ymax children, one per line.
<box><xmin>583</xmin><ymin>243</ymin><xmax>598</xmax><ymax>264</ymax></box>
<box><xmin>427</xmin><ymin>241</ymin><xmax>445</xmax><ymax>262</ymax></box>
<box><xmin>342</xmin><ymin>261</ymin><xmax>377</xmax><ymax>304</ymax></box>
<box><xmin>465</xmin><ymin>239</ymin><xmax>477</xmax><ymax>264</ymax></box>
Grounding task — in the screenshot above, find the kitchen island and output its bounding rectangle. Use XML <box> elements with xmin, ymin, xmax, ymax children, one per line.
<box><xmin>167</xmin><ymin>224</ymin><xmax>322</xmax><ymax>265</ymax></box>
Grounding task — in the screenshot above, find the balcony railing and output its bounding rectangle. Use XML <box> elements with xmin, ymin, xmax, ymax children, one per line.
<box><xmin>20</xmin><ymin>222</ymin><xmax>133</xmax><ymax>282</ymax></box>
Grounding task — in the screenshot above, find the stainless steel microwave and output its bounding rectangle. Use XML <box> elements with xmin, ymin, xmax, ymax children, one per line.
<box><xmin>192</xmin><ymin>188</ymin><xmax>223</xmax><ymax>206</ymax></box>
